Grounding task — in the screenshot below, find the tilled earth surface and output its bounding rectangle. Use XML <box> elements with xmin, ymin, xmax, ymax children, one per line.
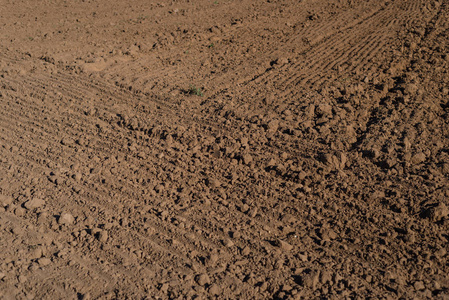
<box><xmin>1</xmin><ymin>0</ymin><xmax>449</xmax><ymax>299</ymax></box>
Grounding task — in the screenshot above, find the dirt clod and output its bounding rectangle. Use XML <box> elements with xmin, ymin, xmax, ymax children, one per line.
<box><xmin>96</xmin><ymin>230</ymin><xmax>108</xmax><ymax>243</ymax></box>
<box><xmin>195</xmin><ymin>274</ymin><xmax>211</xmax><ymax>286</ymax></box>
<box><xmin>274</xmin><ymin>239</ymin><xmax>293</xmax><ymax>251</ymax></box>
<box><xmin>411</xmin><ymin>152</ymin><xmax>426</xmax><ymax>165</ymax></box>
<box><xmin>208</xmin><ymin>283</ymin><xmax>220</xmax><ymax>295</ymax></box>
<box><xmin>428</xmin><ymin>203</ymin><xmax>449</xmax><ymax>222</ymax></box>
<box><xmin>37</xmin><ymin>258</ymin><xmax>51</xmax><ymax>266</ymax></box>
<box><xmin>23</xmin><ymin>198</ymin><xmax>45</xmax><ymax>210</ymax></box>
<box><xmin>301</xmin><ymin>270</ymin><xmax>320</xmax><ymax>290</ymax></box>
<box><xmin>242</xmin><ymin>154</ymin><xmax>253</xmax><ymax>165</ymax></box>
<box><xmin>58</xmin><ymin>213</ymin><xmax>75</xmax><ymax>225</ymax></box>
<box><xmin>0</xmin><ymin>195</ymin><xmax>13</xmax><ymax>207</ymax></box>
<box><xmin>414</xmin><ymin>281</ymin><xmax>425</xmax><ymax>291</ymax></box>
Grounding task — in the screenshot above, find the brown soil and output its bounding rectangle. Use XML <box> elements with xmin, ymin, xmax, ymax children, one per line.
<box><xmin>1</xmin><ymin>0</ymin><xmax>449</xmax><ymax>299</ymax></box>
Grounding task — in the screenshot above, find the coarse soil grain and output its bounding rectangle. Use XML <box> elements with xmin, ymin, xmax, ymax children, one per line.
<box><xmin>1</xmin><ymin>0</ymin><xmax>448</xmax><ymax>299</ymax></box>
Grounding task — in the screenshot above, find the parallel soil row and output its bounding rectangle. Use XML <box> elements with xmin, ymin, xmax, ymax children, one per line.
<box><xmin>1</xmin><ymin>0</ymin><xmax>448</xmax><ymax>299</ymax></box>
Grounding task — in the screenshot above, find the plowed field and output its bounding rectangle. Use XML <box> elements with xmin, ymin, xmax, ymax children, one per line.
<box><xmin>1</xmin><ymin>0</ymin><xmax>448</xmax><ymax>299</ymax></box>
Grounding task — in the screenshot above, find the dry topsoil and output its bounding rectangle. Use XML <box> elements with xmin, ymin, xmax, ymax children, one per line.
<box><xmin>1</xmin><ymin>0</ymin><xmax>449</xmax><ymax>299</ymax></box>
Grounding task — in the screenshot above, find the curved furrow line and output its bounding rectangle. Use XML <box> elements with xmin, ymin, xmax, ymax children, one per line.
<box><xmin>0</xmin><ymin>104</ymin><xmax>98</xmax><ymax>156</ymax></box>
<box><xmin>2</xmin><ymin>49</ymin><xmax>326</xmax><ymax>272</ymax></box>
<box><xmin>323</xmin><ymin>34</ymin><xmax>383</xmax><ymax>70</ymax></box>
<box><xmin>7</xmin><ymin>75</ymin><xmax>186</xmax><ymax>142</ymax></box>
<box><xmin>307</xmin><ymin>40</ymin><xmax>388</xmax><ymax>88</ymax></box>
<box><xmin>278</xmin><ymin>16</ymin><xmax>405</xmax><ymax>89</ymax></box>
<box><xmin>32</xmin><ymin>72</ymin><xmax>187</xmax><ymax>121</ymax></box>
<box><xmin>296</xmin><ymin>2</ymin><xmax>382</xmax><ymax>43</ymax></box>
<box><xmin>248</xmin><ymin>27</ymin><xmax>358</xmax><ymax>87</ymax></box>
<box><xmin>0</xmin><ymin>96</ymin><xmax>255</xmax><ymax>273</ymax></box>
<box><xmin>0</xmin><ymin>126</ymin><xmax>272</xmax><ymax>296</ymax></box>
<box><xmin>4</xmin><ymin>57</ymin><xmax>247</xmax><ymax>155</ymax></box>
<box><xmin>48</xmin><ymin>72</ymin><xmax>138</xmax><ymax>101</ymax></box>
<box><xmin>345</xmin><ymin>39</ymin><xmax>388</xmax><ymax>74</ymax></box>
<box><xmin>256</xmin><ymin>3</ymin><xmax>410</xmax><ymax>90</ymax></box>
<box><xmin>403</xmin><ymin>0</ymin><xmax>423</xmax><ymax>12</ymax></box>
<box><xmin>0</xmin><ymin>113</ymin><xmax>66</xmax><ymax>149</ymax></box>
<box><xmin>302</xmin><ymin>36</ymin><xmax>379</xmax><ymax>84</ymax></box>
<box><xmin>0</xmin><ymin>125</ymin><xmax>214</xmax><ymax>278</ymax></box>
<box><xmin>301</xmin><ymin>6</ymin><xmax>396</xmax><ymax>64</ymax></box>
<box><xmin>1</xmin><ymin>92</ymin><xmax>204</xmax><ymax>227</ymax></box>
<box><xmin>291</xmin><ymin>2</ymin><xmax>387</xmax><ymax>48</ymax></box>
<box><xmin>303</xmin><ymin>36</ymin><xmax>387</xmax><ymax>87</ymax></box>
<box><xmin>262</xmin><ymin>23</ymin><xmax>390</xmax><ymax>89</ymax></box>
<box><xmin>237</xmin><ymin>5</ymin><xmax>389</xmax><ymax>87</ymax></box>
<box><xmin>22</xmin><ymin>75</ymin><xmax>124</xmax><ymax>107</ymax></box>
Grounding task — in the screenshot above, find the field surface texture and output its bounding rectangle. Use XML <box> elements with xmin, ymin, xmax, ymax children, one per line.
<box><xmin>1</xmin><ymin>0</ymin><xmax>449</xmax><ymax>299</ymax></box>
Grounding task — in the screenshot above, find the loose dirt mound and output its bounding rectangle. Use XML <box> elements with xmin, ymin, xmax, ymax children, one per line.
<box><xmin>1</xmin><ymin>0</ymin><xmax>448</xmax><ymax>299</ymax></box>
